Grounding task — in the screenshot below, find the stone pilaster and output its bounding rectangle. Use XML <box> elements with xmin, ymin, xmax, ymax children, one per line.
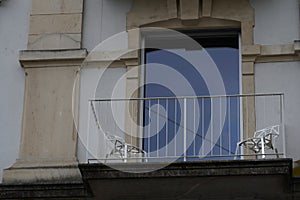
<box><xmin>2</xmin><ymin>0</ymin><xmax>85</xmax><ymax>184</ymax></box>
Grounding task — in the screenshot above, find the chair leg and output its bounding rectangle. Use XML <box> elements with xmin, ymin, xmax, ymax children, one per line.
<box><xmin>275</xmin><ymin>148</ymin><xmax>279</xmax><ymax>158</ymax></box>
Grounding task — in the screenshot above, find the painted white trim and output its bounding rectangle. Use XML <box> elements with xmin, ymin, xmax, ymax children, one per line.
<box><xmin>138</xmin><ymin>36</ymin><xmax>146</xmax><ymax>150</ymax></box>
<box><xmin>239</xmin><ymin>33</ymin><xmax>244</xmax><ymax>158</ymax></box>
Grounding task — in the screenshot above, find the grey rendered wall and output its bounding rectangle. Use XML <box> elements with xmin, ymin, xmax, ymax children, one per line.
<box><xmin>250</xmin><ymin>0</ymin><xmax>300</xmax><ymax>45</ymax></box>
<box><xmin>82</xmin><ymin>0</ymin><xmax>132</xmax><ymax>51</ymax></box>
<box><xmin>84</xmin><ymin>0</ymin><xmax>300</xmax><ymax>48</ymax></box>
<box><xmin>255</xmin><ymin>62</ymin><xmax>300</xmax><ymax>160</ymax></box>
<box><xmin>80</xmin><ymin>0</ymin><xmax>132</xmax><ymax>162</ymax></box>
<box><xmin>77</xmin><ymin>67</ymin><xmax>127</xmax><ymax>163</ymax></box>
<box><xmin>0</xmin><ymin>0</ymin><xmax>31</xmax><ymax>182</ymax></box>
<box><xmin>252</xmin><ymin>0</ymin><xmax>300</xmax><ymax>160</ymax></box>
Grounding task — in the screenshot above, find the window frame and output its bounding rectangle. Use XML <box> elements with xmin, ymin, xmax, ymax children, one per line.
<box><xmin>139</xmin><ymin>29</ymin><xmax>243</xmax><ymax>159</ymax></box>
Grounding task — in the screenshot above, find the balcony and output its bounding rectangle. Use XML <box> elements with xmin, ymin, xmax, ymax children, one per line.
<box><xmin>80</xmin><ymin>93</ymin><xmax>286</xmax><ymax>164</ymax></box>
<box><xmin>76</xmin><ymin>93</ymin><xmax>294</xmax><ymax>199</ymax></box>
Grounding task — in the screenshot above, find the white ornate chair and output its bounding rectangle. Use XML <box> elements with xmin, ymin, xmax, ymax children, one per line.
<box><xmin>105</xmin><ymin>133</ymin><xmax>147</xmax><ymax>162</ymax></box>
<box><xmin>236</xmin><ymin>125</ymin><xmax>280</xmax><ymax>159</ymax></box>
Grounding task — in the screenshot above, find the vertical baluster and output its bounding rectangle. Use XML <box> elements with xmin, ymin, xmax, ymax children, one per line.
<box><xmin>220</xmin><ymin>97</ymin><xmax>222</xmax><ymax>156</ymax></box>
<box><xmin>157</xmin><ymin>99</ymin><xmax>160</xmax><ymax>158</ymax></box>
<box><xmin>210</xmin><ymin>98</ymin><xmax>213</xmax><ymax>156</ymax></box>
<box><xmin>201</xmin><ymin>98</ymin><xmax>204</xmax><ymax>157</ymax></box>
<box><xmin>245</xmin><ymin>96</ymin><xmax>249</xmax><ymax>156</ymax></box>
<box><xmin>87</xmin><ymin>101</ymin><xmax>92</xmax><ymax>162</ymax></box>
<box><xmin>148</xmin><ymin>99</ymin><xmax>151</xmax><ymax>159</ymax></box>
<box><xmin>228</xmin><ymin>96</ymin><xmax>231</xmax><ymax>156</ymax></box>
<box><xmin>129</xmin><ymin>100</ymin><xmax>132</xmax><ymax>146</ymax></box>
<box><xmin>174</xmin><ymin>99</ymin><xmax>177</xmax><ymax>157</ymax></box>
<box><xmin>166</xmin><ymin>99</ymin><xmax>168</xmax><ymax>158</ymax></box>
<box><xmin>280</xmin><ymin>94</ymin><xmax>286</xmax><ymax>158</ymax></box>
<box><xmin>184</xmin><ymin>98</ymin><xmax>187</xmax><ymax>162</ymax></box>
<box><xmin>193</xmin><ymin>98</ymin><xmax>196</xmax><ymax>158</ymax></box>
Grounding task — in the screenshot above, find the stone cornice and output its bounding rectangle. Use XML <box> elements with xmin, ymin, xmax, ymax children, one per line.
<box><xmin>19</xmin><ymin>44</ymin><xmax>300</xmax><ymax>69</ymax></box>
<box><xmin>82</xmin><ymin>50</ymin><xmax>139</xmax><ymax>68</ymax></box>
<box><xmin>19</xmin><ymin>49</ymin><xmax>87</xmax><ymax>68</ymax></box>
<box><xmin>242</xmin><ymin>41</ymin><xmax>300</xmax><ymax>63</ymax></box>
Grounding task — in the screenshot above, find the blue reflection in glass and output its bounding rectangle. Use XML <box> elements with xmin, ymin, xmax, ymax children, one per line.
<box><xmin>143</xmin><ymin>40</ymin><xmax>240</xmax><ymax>161</ymax></box>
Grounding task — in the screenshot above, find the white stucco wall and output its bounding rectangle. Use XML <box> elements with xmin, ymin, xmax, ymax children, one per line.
<box><xmin>250</xmin><ymin>0</ymin><xmax>300</xmax><ymax>45</ymax></box>
<box><xmin>80</xmin><ymin>0</ymin><xmax>132</xmax><ymax>161</ymax></box>
<box><xmin>255</xmin><ymin>62</ymin><xmax>300</xmax><ymax>161</ymax></box>
<box><xmin>0</xmin><ymin>0</ymin><xmax>31</xmax><ymax>182</ymax></box>
<box><xmin>77</xmin><ymin>67</ymin><xmax>127</xmax><ymax>162</ymax></box>
<box><xmin>82</xmin><ymin>0</ymin><xmax>132</xmax><ymax>51</ymax></box>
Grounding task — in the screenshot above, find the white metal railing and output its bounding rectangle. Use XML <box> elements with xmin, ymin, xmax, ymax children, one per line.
<box><xmin>84</xmin><ymin>93</ymin><xmax>285</xmax><ymax>163</ymax></box>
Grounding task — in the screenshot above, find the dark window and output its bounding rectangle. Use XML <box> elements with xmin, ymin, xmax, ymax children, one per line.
<box><xmin>143</xmin><ymin>30</ymin><xmax>241</xmax><ymax>161</ymax></box>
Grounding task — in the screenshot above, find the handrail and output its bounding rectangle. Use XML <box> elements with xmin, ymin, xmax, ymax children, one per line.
<box><xmin>88</xmin><ymin>93</ymin><xmax>284</xmax><ymax>102</ymax></box>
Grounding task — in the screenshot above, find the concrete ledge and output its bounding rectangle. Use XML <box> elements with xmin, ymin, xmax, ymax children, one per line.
<box><xmin>19</xmin><ymin>49</ymin><xmax>87</xmax><ymax>61</ymax></box>
<box><xmin>2</xmin><ymin>165</ymin><xmax>83</xmax><ymax>185</ymax></box>
<box><xmin>80</xmin><ymin>159</ymin><xmax>292</xmax><ymax>179</ymax></box>
<box><xmin>0</xmin><ymin>183</ymin><xmax>88</xmax><ymax>199</ymax></box>
<box><xmin>2</xmin><ymin>159</ymin><xmax>83</xmax><ymax>185</ymax></box>
<box><xmin>261</xmin><ymin>44</ymin><xmax>295</xmax><ymax>56</ymax></box>
<box><xmin>79</xmin><ymin>159</ymin><xmax>294</xmax><ymax>200</ymax></box>
<box><xmin>19</xmin><ymin>49</ymin><xmax>87</xmax><ymax>68</ymax></box>
<box><xmin>242</xmin><ymin>42</ymin><xmax>300</xmax><ymax>63</ymax></box>
<box><xmin>0</xmin><ymin>159</ymin><xmax>295</xmax><ymax>199</ymax></box>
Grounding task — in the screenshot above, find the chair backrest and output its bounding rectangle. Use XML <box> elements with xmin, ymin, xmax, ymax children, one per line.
<box><xmin>253</xmin><ymin>125</ymin><xmax>280</xmax><ymax>150</ymax></box>
<box><xmin>254</xmin><ymin>125</ymin><xmax>280</xmax><ymax>138</ymax></box>
<box><xmin>105</xmin><ymin>132</ymin><xmax>126</xmax><ymax>151</ymax></box>
<box><xmin>106</xmin><ymin>133</ymin><xmax>125</xmax><ymax>144</ymax></box>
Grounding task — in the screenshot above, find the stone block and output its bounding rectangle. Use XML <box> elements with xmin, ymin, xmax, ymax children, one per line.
<box><xmin>31</xmin><ymin>0</ymin><xmax>83</xmax><ymax>15</ymax></box>
<box><xmin>167</xmin><ymin>0</ymin><xmax>177</xmax><ymax>18</ymax></box>
<box><xmin>29</xmin><ymin>14</ymin><xmax>82</xmax><ymax>35</ymax></box>
<box><xmin>242</xmin><ymin>62</ymin><xmax>254</xmax><ymax>75</ymax></box>
<box><xmin>261</xmin><ymin>44</ymin><xmax>295</xmax><ymax>56</ymax></box>
<box><xmin>242</xmin><ymin>45</ymin><xmax>261</xmax><ymax>56</ymax></box>
<box><xmin>180</xmin><ymin>0</ymin><xmax>199</xmax><ymax>20</ymax></box>
<box><xmin>28</xmin><ymin>33</ymin><xmax>81</xmax><ymax>50</ymax></box>
<box><xmin>202</xmin><ymin>0</ymin><xmax>212</xmax><ymax>17</ymax></box>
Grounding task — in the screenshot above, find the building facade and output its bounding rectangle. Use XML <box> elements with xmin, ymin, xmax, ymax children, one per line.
<box><xmin>0</xmin><ymin>0</ymin><xmax>300</xmax><ymax>199</ymax></box>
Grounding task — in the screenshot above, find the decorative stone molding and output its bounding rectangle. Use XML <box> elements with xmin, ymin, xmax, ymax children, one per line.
<box><xmin>127</xmin><ymin>0</ymin><xmax>254</xmax><ymax>27</ymax></box>
<box><xmin>127</xmin><ymin>0</ymin><xmax>254</xmax><ymax>45</ymax></box>
<box><xmin>19</xmin><ymin>49</ymin><xmax>87</xmax><ymax>68</ymax></box>
<box><xmin>243</xmin><ymin>41</ymin><xmax>300</xmax><ymax>63</ymax></box>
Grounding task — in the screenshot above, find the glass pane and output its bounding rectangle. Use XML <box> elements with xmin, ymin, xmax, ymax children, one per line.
<box><xmin>143</xmin><ymin>34</ymin><xmax>240</xmax><ymax>161</ymax></box>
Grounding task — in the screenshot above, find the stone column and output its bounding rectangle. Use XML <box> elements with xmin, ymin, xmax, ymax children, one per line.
<box><xmin>124</xmin><ymin>58</ymin><xmax>140</xmax><ymax>147</ymax></box>
<box><xmin>241</xmin><ymin>45</ymin><xmax>260</xmax><ymax>155</ymax></box>
<box><xmin>2</xmin><ymin>0</ymin><xmax>86</xmax><ymax>184</ymax></box>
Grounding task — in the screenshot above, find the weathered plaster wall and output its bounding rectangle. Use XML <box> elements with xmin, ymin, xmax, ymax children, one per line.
<box><xmin>255</xmin><ymin>62</ymin><xmax>300</xmax><ymax>160</ymax></box>
<box><xmin>82</xmin><ymin>0</ymin><xmax>132</xmax><ymax>51</ymax></box>
<box><xmin>0</xmin><ymin>0</ymin><xmax>31</xmax><ymax>182</ymax></box>
<box><xmin>250</xmin><ymin>0</ymin><xmax>300</xmax><ymax>45</ymax></box>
